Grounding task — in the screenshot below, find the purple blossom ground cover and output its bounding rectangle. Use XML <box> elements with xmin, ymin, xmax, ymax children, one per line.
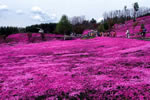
<box><xmin>113</xmin><ymin>16</ymin><xmax>150</xmax><ymax>39</ymax></box>
<box><xmin>0</xmin><ymin>33</ymin><xmax>64</xmax><ymax>43</ymax></box>
<box><xmin>0</xmin><ymin>35</ymin><xmax>150</xmax><ymax>99</ymax></box>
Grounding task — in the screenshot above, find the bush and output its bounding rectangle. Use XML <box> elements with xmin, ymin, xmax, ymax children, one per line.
<box><xmin>0</xmin><ymin>27</ymin><xmax>19</xmax><ymax>40</ymax></box>
<box><xmin>98</xmin><ymin>24</ymin><xmax>105</xmax><ymax>32</ymax></box>
<box><xmin>133</xmin><ymin>22</ymin><xmax>139</xmax><ymax>28</ymax></box>
<box><xmin>27</xmin><ymin>33</ymin><xmax>32</xmax><ymax>42</ymax></box>
<box><xmin>141</xmin><ymin>24</ymin><xmax>145</xmax><ymax>29</ymax></box>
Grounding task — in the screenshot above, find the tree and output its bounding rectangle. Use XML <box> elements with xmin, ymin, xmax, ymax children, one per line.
<box><xmin>103</xmin><ymin>22</ymin><xmax>109</xmax><ymax>31</ymax></box>
<box><xmin>133</xmin><ymin>2</ymin><xmax>139</xmax><ymax>21</ymax></box>
<box><xmin>124</xmin><ymin>6</ymin><xmax>127</xmax><ymax>21</ymax></box>
<box><xmin>98</xmin><ymin>24</ymin><xmax>105</xmax><ymax>32</ymax></box>
<box><xmin>25</xmin><ymin>23</ymin><xmax>57</xmax><ymax>33</ymax></box>
<box><xmin>124</xmin><ymin>6</ymin><xmax>127</xmax><ymax>11</ymax></box>
<box><xmin>56</xmin><ymin>15</ymin><xmax>72</xmax><ymax>35</ymax></box>
<box><xmin>70</xmin><ymin>16</ymin><xmax>85</xmax><ymax>25</ymax></box>
<box><xmin>71</xmin><ymin>19</ymin><xmax>90</xmax><ymax>34</ymax></box>
<box><xmin>141</xmin><ymin>23</ymin><xmax>145</xmax><ymax>29</ymax></box>
<box><xmin>0</xmin><ymin>27</ymin><xmax>19</xmax><ymax>41</ymax></box>
<box><xmin>72</xmin><ymin>24</ymin><xmax>85</xmax><ymax>34</ymax></box>
<box><xmin>90</xmin><ymin>18</ymin><xmax>97</xmax><ymax>24</ymax></box>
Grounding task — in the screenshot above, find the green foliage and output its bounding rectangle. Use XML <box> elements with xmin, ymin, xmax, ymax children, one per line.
<box><xmin>124</xmin><ymin>6</ymin><xmax>127</xmax><ymax>11</ymax></box>
<box><xmin>133</xmin><ymin>2</ymin><xmax>139</xmax><ymax>22</ymax></box>
<box><xmin>133</xmin><ymin>22</ymin><xmax>139</xmax><ymax>28</ymax></box>
<box><xmin>72</xmin><ymin>24</ymin><xmax>85</xmax><ymax>34</ymax></box>
<box><xmin>56</xmin><ymin>15</ymin><xmax>72</xmax><ymax>35</ymax></box>
<box><xmin>26</xmin><ymin>26</ymin><xmax>38</xmax><ymax>33</ymax></box>
<box><xmin>0</xmin><ymin>27</ymin><xmax>19</xmax><ymax>40</ymax></box>
<box><xmin>90</xmin><ymin>18</ymin><xmax>97</xmax><ymax>24</ymax></box>
<box><xmin>71</xmin><ymin>19</ymin><xmax>98</xmax><ymax>34</ymax></box>
<box><xmin>97</xmin><ymin>20</ymin><xmax>109</xmax><ymax>32</ymax></box>
<box><xmin>103</xmin><ymin>22</ymin><xmax>109</xmax><ymax>31</ymax></box>
<box><xmin>82</xmin><ymin>36</ymin><xmax>95</xmax><ymax>40</ymax></box>
<box><xmin>26</xmin><ymin>23</ymin><xmax>57</xmax><ymax>33</ymax></box>
<box><xmin>141</xmin><ymin>24</ymin><xmax>145</xmax><ymax>29</ymax></box>
<box><xmin>134</xmin><ymin>2</ymin><xmax>139</xmax><ymax>12</ymax></box>
<box><xmin>40</xmin><ymin>23</ymin><xmax>57</xmax><ymax>33</ymax></box>
<box><xmin>98</xmin><ymin>24</ymin><xmax>105</xmax><ymax>32</ymax></box>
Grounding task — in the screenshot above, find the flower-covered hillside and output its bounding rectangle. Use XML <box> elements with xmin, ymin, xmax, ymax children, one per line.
<box><xmin>0</xmin><ymin>37</ymin><xmax>150</xmax><ymax>99</ymax></box>
<box><xmin>114</xmin><ymin>16</ymin><xmax>150</xmax><ymax>38</ymax></box>
<box><xmin>0</xmin><ymin>33</ymin><xmax>64</xmax><ymax>43</ymax></box>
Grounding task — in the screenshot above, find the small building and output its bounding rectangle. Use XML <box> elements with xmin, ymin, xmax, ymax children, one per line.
<box><xmin>38</xmin><ymin>28</ymin><xmax>44</xmax><ymax>33</ymax></box>
<box><xmin>38</xmin><ymin>28</ymin><xmax>45</xmax><ymax>40</ymax></box>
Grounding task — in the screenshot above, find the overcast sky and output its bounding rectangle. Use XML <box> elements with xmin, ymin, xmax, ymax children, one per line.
<box><xmin>0</xmin><ymin>0</ymin><xmax>150</xmax><ymax>27</ymax></box>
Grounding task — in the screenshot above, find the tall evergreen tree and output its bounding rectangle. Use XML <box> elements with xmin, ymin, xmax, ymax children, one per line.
<box><xmin>90</xmin><ymin>18</ymin><xmax>97</xmax><ymax>24</ymax></box>
<box><xmin>98</xmin><ymin>24</ymin><xmax>105</xmax><ymax>32</ymax></box>
<box><xmin>133</xmin><ymin>2</ymin><xmax>139</xmax><ymax>21</ymax></box>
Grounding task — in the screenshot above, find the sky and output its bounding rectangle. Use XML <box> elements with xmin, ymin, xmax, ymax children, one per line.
<box><xmin>0</xmin><ymin>0</ymin><xmax>150</xmax><ymax>27</ymax></box>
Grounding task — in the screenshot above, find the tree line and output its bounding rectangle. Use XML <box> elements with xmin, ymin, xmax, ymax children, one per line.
<box><xmin>0</xmin><ymin>27</ymin><xmax>20</xmax><ymax>40</ymax></box>
<box><xmin>0</xmin><ymin>2</ymin><xmax>150</xmax><ymax>41</ymax></box>
<box><xmin>26</xmin><ymin>23</ymin><xmax>57</xmax><ymax>33</ymax></box>
<box><xmin>99</xmin><ymin>2</ymin><xmax>150</xmax><ymax>32</ymax></box>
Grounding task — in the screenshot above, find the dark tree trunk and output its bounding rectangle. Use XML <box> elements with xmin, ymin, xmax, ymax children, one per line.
<box><xmin>27</xmin><ymin>33</ymin><xmax>32</xmax><ymax>42</ymax></box>
<box><xmin>40</xmin><ymin>33</ymin><xmax>45</xmax><ymax>41</ymax></box>
<box><xmin>3</xmin><ymin>35</ymin><xmax>8</xmax><ymax>42</ymax></box>
<box><xmin>133</xmin><ymin>11</ymin><xmax>136</xmax><ymax>22</ymax></box>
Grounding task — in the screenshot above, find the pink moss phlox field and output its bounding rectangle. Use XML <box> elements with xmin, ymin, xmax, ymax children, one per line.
<box><xmin>0</xmin><ymin>33</ymin><xmax>63</xmax><ymax>44</ymax></box>
<box><xmin>0</xmin><ymin>36</ymin><xmax>150</xmax><ymax>99</ymax></box>
<box><xmin>113</xmin><ymin>16</ymin><xmax>150</xmax><ymax>38</ymax></box>
<box><xmin>82</xmin><ymin>29</ymin><xmax>91</xmax><ymax>35</ymax></box>
<box><xmin>0</xmin><ymin>16</ymin><xmax>150</xmax><ymax>99</ymax></box>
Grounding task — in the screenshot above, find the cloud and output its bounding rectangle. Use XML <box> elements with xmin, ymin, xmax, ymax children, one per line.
<box><xmin>31</xmin><ymin>6</ymin><xmax>43</xmax><ymax>14</ymax></box>
<box><xmin>31</xmin><ymin>6</ymin><xmax>57</xmax><ymax>22</ymax></box>
<box><xmin>97</xmin><ymin>18</ymin><xmax>103</xmax><ymax>22</ymax></box>
<box><xmin>0</xmin><ymin>3</ymin><xmax>8</xmax><ymax>11</ymax></box>
<box><xmin>32</xmin><ymin>15</ymin><xmax>43</xmax><ymax>22</ymax></box>
<box><xmin>16</xmin><ymin>9</ymin><xmax>24</xmax><ymax>15</ymax></box>
<box><xmin>51</xmin><ymin>14</ymin><xmax>57</xmax><ymax>20</ymax></box>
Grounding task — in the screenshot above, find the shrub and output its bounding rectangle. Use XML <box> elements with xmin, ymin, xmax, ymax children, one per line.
<box><xmin>141</xmin><ymin>24</ymin><xmax>145</xmax><ymax>29</ymax></box>
<box><xmin>27</xmin><ymin>33</ymin><xmax>32</xmax><ymax>42</ymax></box>
<box><xmin>133</xmin><ymin>22</ymin><xmax>139</xmax><ymax>28</ymax></box>
<box><xmin>98</xmin><ymin>24</ymin><xmax>105</xmax><ymax>32</ymax></box>
<box><xmin>0</xmin><ymin>27</ymin><xmax>19</xmax><ymax>41</ymax></box>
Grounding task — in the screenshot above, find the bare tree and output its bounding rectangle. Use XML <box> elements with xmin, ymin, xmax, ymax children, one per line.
<box><xmin>70</xmin><ymin>16</ymin><xmax>85</xmax><ymax>25</ymax></box>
